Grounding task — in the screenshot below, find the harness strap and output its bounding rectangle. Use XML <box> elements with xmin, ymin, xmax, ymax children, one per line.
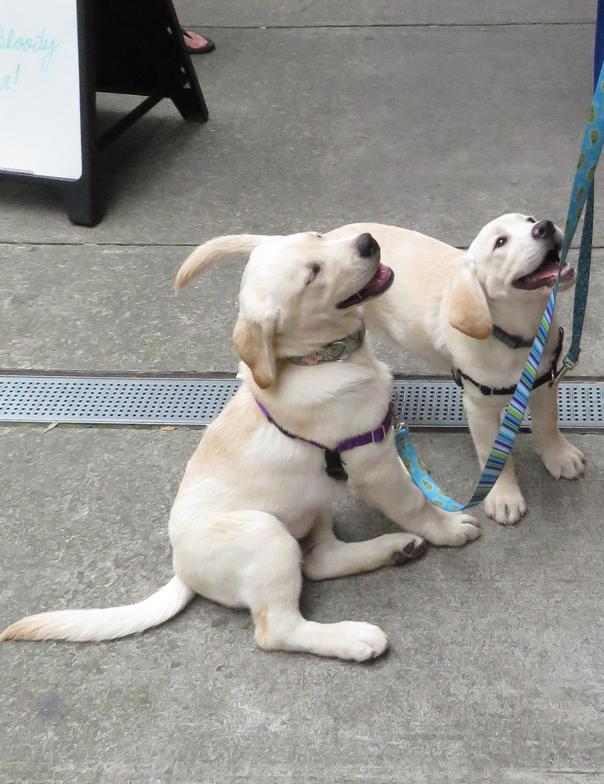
<box><xmin>255</xmin><ymin>399</ymin><xmax>324</xmax><ymax>450</ymax></box>
<box><xmin>453</xmin><ymin>327</ymin><xmax>564</xmax><ymax>396</ymax></box>
<box><xmin>336</xmin><ymin>405</ymin><xmax>394</xmax><ymax>451</ymax></box>
<box><xmin>255</xmin><ymin>400</ymin><xmax>394</xmax><ymax>481</ymax></box>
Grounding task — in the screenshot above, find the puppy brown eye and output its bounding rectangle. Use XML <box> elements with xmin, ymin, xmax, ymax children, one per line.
<box><xmin>494</xmin><ymin>236</ymin><xmax>507</xmax><ymax>249</ymax></box>
<box><xmin>527</xmin><ymin>217</ymin><xmax>536</xmax><ymax>223</ymax></box>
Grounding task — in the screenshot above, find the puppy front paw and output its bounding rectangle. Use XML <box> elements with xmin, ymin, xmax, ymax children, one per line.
<box><xmin>484</xmin><ymin>484</ymin><xmax>527</xmax><ymax>526</ymax></box>
<box><xmin>329</xmin><ymin>622</ymin><xmax>389</xmax><ymax>662</ymax></box>
<box><xmin>422</xmin><ymin>511</ymin><xmax>482</xmax><ymax>547</ymax></box>
<box><xmin>540</xmin><ymin>437</ymin><xmax>585</xmax><ymax>480</ymax></box>
<box><xmin>389</xmin><ymin>534</ymin><xmax>427</xmax><ymax>564</ymax></box>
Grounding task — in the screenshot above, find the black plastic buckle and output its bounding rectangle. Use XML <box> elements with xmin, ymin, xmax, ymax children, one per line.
<box><xmin>324</xmin><ymin>449</ymin><xmax>348</xmax><ymax>481</ymax></box>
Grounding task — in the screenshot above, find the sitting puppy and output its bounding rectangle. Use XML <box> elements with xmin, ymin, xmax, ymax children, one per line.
<box><xmin>2</xmin><ymin>231</ymin><xmax>480</xmax><ymax>661</ymax></box>
<box><xmin>326</xmin><ymin>215</ymin><xmax>585</xmax><ymax>525</ymax></box>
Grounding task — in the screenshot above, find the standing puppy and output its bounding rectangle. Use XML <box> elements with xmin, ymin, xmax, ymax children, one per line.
<box><xmin>328</xmin><ymin>215</ymin><xmax>585</xmax><ymax>525</ymax></box>
<box><xmin>2</xmin><ymin>231</ymin><xmax>480</xmax><ymax>661</ymax></box>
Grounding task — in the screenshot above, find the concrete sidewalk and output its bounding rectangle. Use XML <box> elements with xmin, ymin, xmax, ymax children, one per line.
<box><xmin>0</xmin><ymin>2</ymin><xmax>603</xmax><ymax>783</ymax></box>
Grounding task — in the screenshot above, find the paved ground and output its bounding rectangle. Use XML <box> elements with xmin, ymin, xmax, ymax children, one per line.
<box><xmin>0</xmin><ymin>2</ymin><xmax>603</xmax><ymax>783</ymax></box>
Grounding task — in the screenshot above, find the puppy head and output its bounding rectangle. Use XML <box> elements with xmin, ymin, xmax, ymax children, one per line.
<box><xmin>469</xmin><ymin>213</ymin><xmax>574</xmax><ymax>299</ymax></box>
<box><xmin>448</xmin><ymin>213</ymin><xmax>574</xmax><ymax>340</ymax></box>
<box><xmin>235</xmin><ymin>231</ymin><xmax>395</xmax><ymax>387</ymax></box>
<box><xmin>176</xmin><ymin>231</ymin><xmax>394</xmax><ymax>388</ymax></box>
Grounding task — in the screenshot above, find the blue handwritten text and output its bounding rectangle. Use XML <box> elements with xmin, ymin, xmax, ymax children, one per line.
<box><xmin>0</xmin><ymin>63</ymin><xmax>20</xmax><ymax>91</ymax></box>
<box><xmin>0</xmin><ymin>26</ymin><xmax>59</xmax><ymax>71</ymax></box>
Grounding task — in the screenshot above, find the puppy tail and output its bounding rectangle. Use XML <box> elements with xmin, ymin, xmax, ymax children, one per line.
<box><xmin>0</xmin><ymin>575</ymin><xmax>195</xmax><ymax>642</ymax></box>
<box><xmin>175</xmin><ymin>234</ymin><xmax>276</xmax><ymax>294</ymax></box>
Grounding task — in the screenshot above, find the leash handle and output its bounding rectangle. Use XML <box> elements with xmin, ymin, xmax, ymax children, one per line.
<box><xmin>554</xmin><ymin>4</ymin><xmax>603</xmax><ymax>379</ymax></box>
<box><xmin>557</xmin><ymin>180</ymin><xmax>594</xmax><ymax>380</ymax></box>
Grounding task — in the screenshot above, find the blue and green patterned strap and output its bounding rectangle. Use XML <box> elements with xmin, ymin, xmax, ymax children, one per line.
<box><xmin>395</xmin><ymin>61</ymin><xmax>604</xmax><ymax>512</ymax></box>
<box><xmin>395</xmin><ymin>425</ymin><xmax>464</xmax><ymax>511</ymax></box>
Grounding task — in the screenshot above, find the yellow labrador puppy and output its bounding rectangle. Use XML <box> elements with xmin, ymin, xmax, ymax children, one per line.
<box><xmin>328</xmin><ymin>215</ymin><xmax>585</xmax><ymax>525</ymax></box>
<box><xmin>2</xmin><ymin>231</ymin><xmax>480</xmax><ymax>661</ymax></box>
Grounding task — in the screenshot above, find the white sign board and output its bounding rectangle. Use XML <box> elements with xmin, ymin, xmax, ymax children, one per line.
<box><xmin>0</xmin><ymin>0</ymin><xmax>82</xmax><ymax>180</ymax></box>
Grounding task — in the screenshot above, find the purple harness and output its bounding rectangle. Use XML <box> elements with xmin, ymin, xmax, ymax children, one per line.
<box><xmin>255</xmin><ymin>399</ymin><xmax>394</xmax><ymax>481</ymax></box>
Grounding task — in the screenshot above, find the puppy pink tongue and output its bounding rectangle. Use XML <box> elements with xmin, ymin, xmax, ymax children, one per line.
<box><xmin>523</xmin><ymin>262</ymin><xmax>574</xmax><ymax>289</ymax></box>
<box><xmin>365</xmin><ymin>264</ymin><xmax>390</xmax><ymax>293</ymax></box>
<box><xmin>533</xmin><ymin>266</ymin><xmax>558</xmax><ymax>285</ymax></box>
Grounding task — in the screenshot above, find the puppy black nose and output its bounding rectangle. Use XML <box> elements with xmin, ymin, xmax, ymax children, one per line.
<box><xmin>532</xmin><ymin>219</ymin><xmax>555</xmax><ymax>240</ymax></box>
<box><xmin>356</xmin><ymin>233</ymin><xmax>380</xmax><ymax>258</ymax></box>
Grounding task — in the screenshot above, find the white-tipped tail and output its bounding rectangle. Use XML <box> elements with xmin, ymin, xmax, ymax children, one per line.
<box><xmin>1</xmin><ymin>576</ymin><xmax>195</xmax><ymax>642</ymax></box>
<box><xmin>175</xmin><ymin>233</ymin><xmax>274</xmax><ymax>293</ymax></box>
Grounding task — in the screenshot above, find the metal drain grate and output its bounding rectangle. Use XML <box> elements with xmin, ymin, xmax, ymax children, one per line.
<box><xmin>0</xmin><ymin>377</ymin><xmax>237</xmax><ymax>426</ymax></box>
<box><xmin>394</xmin><ymin>380</ymin><xmax>466</xmax><ymax>428</ymax></box>
<box><xmin>0</xmin><ymin>375</ymin><xmax>602</xmax><ymax>429</ymax></box>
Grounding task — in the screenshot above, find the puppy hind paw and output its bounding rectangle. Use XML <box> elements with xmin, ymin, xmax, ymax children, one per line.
<box><xmin>390</xmin><ymin>534</ymin><xmax>427</xmax><ymax>565</ymax></box>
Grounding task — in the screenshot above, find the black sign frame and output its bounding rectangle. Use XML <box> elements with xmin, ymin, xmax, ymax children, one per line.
<box><xmin>0</xmin><ymin>0</ymin><xmax>208</xmax><ymax>226</ymax></box>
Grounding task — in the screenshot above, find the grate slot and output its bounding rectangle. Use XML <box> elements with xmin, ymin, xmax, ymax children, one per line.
<box><xmin>0</xmin><ymin>376</ymin><xmax>602</xmax><ymax>429</ymax></box>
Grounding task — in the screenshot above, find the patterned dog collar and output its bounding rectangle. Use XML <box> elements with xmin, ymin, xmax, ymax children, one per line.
<box><xmin>286</xmin><ymin>325</ymin><xmax>366</xmax><ymax>366</ymax></box>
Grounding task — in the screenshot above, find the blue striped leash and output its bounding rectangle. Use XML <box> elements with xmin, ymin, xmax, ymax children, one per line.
<box><xmin>395</xmin><ymin>62</ymin><xmax>604</xmax><ymax>512</ymax></box>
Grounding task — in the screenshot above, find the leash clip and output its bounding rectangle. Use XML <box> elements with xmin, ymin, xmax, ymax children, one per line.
<box><xmin>392</xmin><ymin>407</ymin><xmax>406</xmax><ymax>432</ymax></box>
<box><xmin>552</xmin><ymin>355</ymin><xmax>577</xmax><ymax>385</ymax></box>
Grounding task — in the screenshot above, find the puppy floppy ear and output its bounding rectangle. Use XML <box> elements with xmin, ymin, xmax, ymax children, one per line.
<box><xmin>448</xmin><ymin>255</ymin><xmax>492</xmax><ymax>340</ymax></box>
<box><xmin>175</xmin><ymin>234</ymin><xmax>278</xmax><ymax>294</ymax></box>
<box><xmin>233</xmin><ymin>315</ymin><xmax>277</xmax><ymax>389</ymax></box>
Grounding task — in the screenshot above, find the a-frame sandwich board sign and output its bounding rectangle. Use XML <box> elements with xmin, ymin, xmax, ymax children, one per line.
<box><xmin>0</xmin><ymin>0</ymin><xmax>208</xmax><ymax>226</ymax></box>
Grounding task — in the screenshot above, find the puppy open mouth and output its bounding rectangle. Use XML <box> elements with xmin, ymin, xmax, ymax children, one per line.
<box><xmin>512</xmin><ymin>249</ymin><xmax>575</xmax><ymax>290</ymax></box>
<box><xmin>336</xmin><ymin>264</ymin><xmax>395</xmax><ymax>309</ymax></box>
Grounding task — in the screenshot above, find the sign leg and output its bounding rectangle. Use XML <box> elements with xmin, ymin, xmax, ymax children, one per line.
<box><xmin>62</xmin><ymin>175</ymin><xmax>102</xmax><ymax>227</ymax></box>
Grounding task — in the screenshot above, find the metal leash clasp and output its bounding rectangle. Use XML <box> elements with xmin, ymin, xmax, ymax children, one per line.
<box><xmin>393</xmin><ymin>411</ymin><xmax>407</xmax><ymax>433</ymax></box>
<box><xmin>552</xmin><ymin>355</ymin><xmax>577</xmax><ymax>385</ymax></box>
<box><xmin>391</xmin><ymin>396</ymin><xmax>405</xmax><ymax>432</ymax></box>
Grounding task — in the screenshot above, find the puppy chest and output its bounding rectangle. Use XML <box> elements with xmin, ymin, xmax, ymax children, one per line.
<box><xmin>261</xmin><ymin>470</ymin><xmax>340</xmax><ymax>521</ymax></box>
